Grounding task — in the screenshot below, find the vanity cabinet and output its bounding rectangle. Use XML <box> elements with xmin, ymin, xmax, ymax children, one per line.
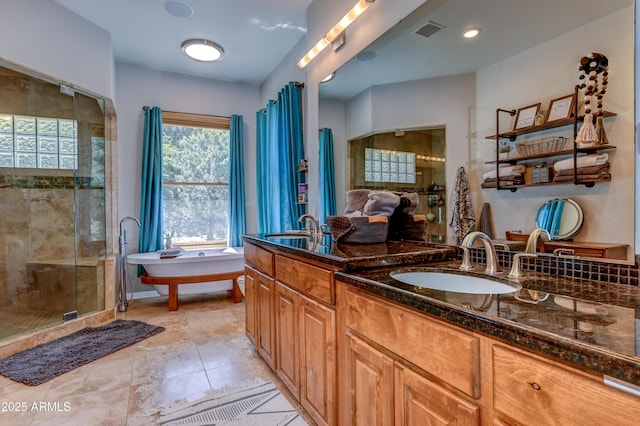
<box><xmin>244</xmin><ymin>242</ymin><xmax>337</xmax><ymax>426</ymax></box>
<box><xmin>337</xmin><ymin>280</ymin><xmax>640</xmax><ymax>425</ymax></box>
<box><xmin>338</xmin><ymin>282</ymin><xmax>482</xmax><ymax>425</ymax></box>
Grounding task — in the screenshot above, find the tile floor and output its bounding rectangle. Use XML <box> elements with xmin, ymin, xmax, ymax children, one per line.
<box><xmin>0</xmin><ymin>293</ymin><xmax>313</xmax><ymax>426</ymax></box>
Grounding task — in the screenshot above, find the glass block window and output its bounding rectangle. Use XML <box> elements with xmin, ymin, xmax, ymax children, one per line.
<box><xmin>0</xmin><ymin>114</ymin><xmax>77</xmax><ymax>169</ymax></box>
<box><xmin>364</xmin><ymin>148</ymin><xmax>416</xmax><ymax>183</ymax></box>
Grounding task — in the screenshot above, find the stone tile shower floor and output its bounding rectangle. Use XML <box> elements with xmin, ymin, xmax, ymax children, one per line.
<box><xmin>0</xmin><ymin>308</ymin><xmax>61</xmax><ymax>342</ymax></box>
<box><xmin>0</xmin><ymin>293</ymin><xmax>314</xmax><ymax>425</ymax></box>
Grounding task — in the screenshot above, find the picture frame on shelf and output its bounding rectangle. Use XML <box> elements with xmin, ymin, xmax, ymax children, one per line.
<box><xmin>513</xmin><ymin>103</ymin><xmax>541</xmax><ymax>130</ymax></box>
<box><xmin>545</xmin><ymin>94</ymin><xmax>576</xmax><ymax>123</ymax></box>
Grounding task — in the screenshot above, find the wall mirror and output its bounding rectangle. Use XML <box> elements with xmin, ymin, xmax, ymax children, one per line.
<box><xmin>318</xmin><ymin>0</ymin><xmax>635</xmax><ymax>264</ymax></box>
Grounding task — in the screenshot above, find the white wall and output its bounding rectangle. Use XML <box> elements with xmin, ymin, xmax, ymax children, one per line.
<box><xmin>474</xmin><ymin>7</ymin><xmax>634</xmax><ymax>255</ymax></box>
<box><xmin>115</xmin><ymin>63</ymin><xmax>260</xmax><ymax>291</ymax></box>
<box><xmin>0</xmin><ymin>0</ymin><xmax>114</xmax><ymax>100</ymax></box>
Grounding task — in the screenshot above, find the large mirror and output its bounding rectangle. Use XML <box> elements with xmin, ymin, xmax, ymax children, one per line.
<box><xmin>319</xmin><ymin>0</ymin><xmax>635</xmax><ymax>264</ymax></box>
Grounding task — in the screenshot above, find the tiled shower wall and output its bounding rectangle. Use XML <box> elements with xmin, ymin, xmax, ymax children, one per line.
<box><xmin>0</xmin><ymin>174</ymin><xmax>104</xmax><ymax>314</ymax></box>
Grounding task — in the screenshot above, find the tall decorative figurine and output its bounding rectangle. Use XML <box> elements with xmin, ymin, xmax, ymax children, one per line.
<box><xmin>576</xmin><ymin>52</ymin><xmax>609</xmax><ymax>147</ymax></box>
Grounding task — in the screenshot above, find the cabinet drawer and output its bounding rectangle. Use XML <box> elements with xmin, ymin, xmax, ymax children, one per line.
<box><xmin>244</xmin><ymin>243</ymin><xmax>274</xmax><ymax>276</ymax></box>
<box><xmin>493</xmin><ymin>344</ymin><xmax>640</xmax><ymax>425</ymax></box>
<box><xmin>342</xmin><ymin>285</ymin><xmax>480</xmax><ymax>399</ymax></box>
<box><xmin>275</xmin><ymin>255</ymin><xmax>334</xmax><ymax>305</ymax></box>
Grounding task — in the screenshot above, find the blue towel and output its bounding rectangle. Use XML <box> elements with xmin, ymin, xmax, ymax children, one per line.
<box><xmin>549</xmin><ymin>198</ymin><xmax>565</xmax><ymax>238</ymax></box>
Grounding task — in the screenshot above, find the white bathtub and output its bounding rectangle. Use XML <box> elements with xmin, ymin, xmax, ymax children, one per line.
<box><xmin>127</xmin><ymin>247</ymin><xmax>244</xmax><ymax>296</ymax></box>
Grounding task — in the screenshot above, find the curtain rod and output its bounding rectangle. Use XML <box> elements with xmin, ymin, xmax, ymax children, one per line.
<box><xmin>141</xmin><ymin>106</ymin><xmax>229</xmax><ymax>120</ymax></box>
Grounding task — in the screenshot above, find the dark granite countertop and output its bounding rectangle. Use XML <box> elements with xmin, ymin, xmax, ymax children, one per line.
<box><xmin>242</xmin><ymin>234</ymin><xmax>640</xmax><ymax>388</ymax></box>
<box><xmin>338</xmin><ymin>262</ymin><xmax>640</xmax><ymax>387</ymax></box>
<box><xmin>242</xmin><ymin>233</ymin><xmax>458</xmax><ymax>270</ymax></box>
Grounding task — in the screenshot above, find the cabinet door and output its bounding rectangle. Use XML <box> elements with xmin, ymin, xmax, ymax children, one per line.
<box><xmin>275</xmin><ymin>281</ymin><xmax>300</xmax><ymax>399</ymax></box>
<box><xmin>493</xmin><ymin>344</ymin><xmax>640</xmax><ymax>425</ymax></box>
<box><xmin>244</xmin><ymin>266</ymin><xmax>257</xmax><ymax>346</ymax></box>
<box><xmin>394</xmin><ymin>363</ymin><xmax>480</xmax><ymax>426</ymax></box>
<box><xmin>341</xmin><ymin>331</ymin><xmax>394</xmax><ymax>426</ymax></box>
<box><xmin>300</xmin><ymin>296</ymin><xmax>337</xmax><ymax>426</ymax></box>
<box><xmin>256</xmin><ymin>271</ymin><xmax>276</xmax><ymax>369</ymax></box>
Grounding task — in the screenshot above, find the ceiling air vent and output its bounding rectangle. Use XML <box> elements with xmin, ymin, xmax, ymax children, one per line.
<box><xmin>415</xmin><ymin>21</ymin><xmax>445</xmax><ymax>38</ymax></box>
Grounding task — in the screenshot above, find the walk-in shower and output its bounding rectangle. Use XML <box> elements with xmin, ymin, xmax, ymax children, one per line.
<box><xmin>0</xmin><ymin>62</ymin><xmax>110</xmax><ymax>341</ymax></box>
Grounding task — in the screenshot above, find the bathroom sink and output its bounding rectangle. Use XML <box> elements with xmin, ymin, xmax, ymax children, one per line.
<box><xmin>390</xmin><ymin>271</ymin><xmax>521</xmax><ymax>294</ymax></box>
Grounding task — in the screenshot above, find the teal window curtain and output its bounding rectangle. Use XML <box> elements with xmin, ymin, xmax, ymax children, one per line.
<box><xmin>256</xmin><ymin>82</ymin><xmax>305</xmax><ymax>233</ymax></box>
<box><xmin>139</xmin><ymin>106</ymin><xmax>164</xmax><ymax>257</ymax></box>
<box><xmin>318</xmin><ymin>128</ymin><xmax>337</xmax><ymax>224</ymax></box>
<box><xmin>227</xmin><ymin>114</ymin><xmax>246</xmax><ymax>247</ymax></box>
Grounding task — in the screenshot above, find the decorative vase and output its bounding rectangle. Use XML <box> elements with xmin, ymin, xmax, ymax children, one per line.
<box><xmin>165</xmin><ymin>238</ymin><xmax>172</xmax><ymax>249</ymax></box>
<box><xmin>499</xmin><ymin>152</ymin><xmax>510</xmax><ymax>160</ymax></box>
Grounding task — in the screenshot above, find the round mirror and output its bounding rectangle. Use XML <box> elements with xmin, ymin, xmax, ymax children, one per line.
<box><xmin>535</xmin><ymin>198</ymin><xmax>584</xmax><ymax>240</ymax></box>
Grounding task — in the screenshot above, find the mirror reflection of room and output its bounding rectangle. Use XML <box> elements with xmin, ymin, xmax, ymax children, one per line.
<box><xmin>347</xmin><ymin>127</ymin><xmax>447</xmax><ymax>240</ymax></box>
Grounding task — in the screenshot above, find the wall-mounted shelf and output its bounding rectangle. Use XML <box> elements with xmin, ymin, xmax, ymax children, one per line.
<box><xmin>485</xmin><ymin>145</ymin><xmax>617</xmax><ymax>165</ymax></box>
<box><xmin>484</xmin><ymin>87</ymin><xmax>615</xmax><ymax>191</ymax></box>
<box><xmin>485</xmin><ymin>111</ymin><xmax>616</xmax><ymax>142</ymax></box>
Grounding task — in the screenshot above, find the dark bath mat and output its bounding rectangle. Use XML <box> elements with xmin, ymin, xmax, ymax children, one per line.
<box><xmin>0</xmin><ymin>319</ymin><xmax>165</xmax><ymax>385</ymax></box>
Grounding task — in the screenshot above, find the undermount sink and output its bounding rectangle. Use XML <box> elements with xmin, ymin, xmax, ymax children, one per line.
<box><xmin>390</xmin><ymin>271</ymin><xmax>521</xmax><ymax>294</ymax></box>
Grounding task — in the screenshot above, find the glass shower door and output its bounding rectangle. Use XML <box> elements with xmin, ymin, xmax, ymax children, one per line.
<box><xmin>0</xmin><ymin>63</ymin><xmax>107</xmax><ymax>341</ymax></box>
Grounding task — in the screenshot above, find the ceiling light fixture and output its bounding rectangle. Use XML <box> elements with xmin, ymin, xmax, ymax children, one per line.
<box><xmin>297</xmin><ymin>0</ymin><xmax>375</xmax><ymax>69</ymax></box>
<box><xmin>181</xmin><ymin>39</ymin><xmax>224</xmax><ymax>62</ymax></box>
<box><xmin>462</xmin><ymin>27</ymin><xmax>481</xmax><ymax>39</ymax></box>
<box><xmin>321</xmin><ymin>72</ymin><xmax>336</xmax><ymax>83</ymax></box>
<box><xmin>164</xmin><ymin>0</ymin><xmax>193</xmax><ymax>18</ymax></box>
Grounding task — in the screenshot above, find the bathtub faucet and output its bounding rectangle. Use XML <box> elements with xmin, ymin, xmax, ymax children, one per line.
<box><xmin>119</xmin><ymin>216</ymin><xmax>141</xmax><ymax>254</ymax></box>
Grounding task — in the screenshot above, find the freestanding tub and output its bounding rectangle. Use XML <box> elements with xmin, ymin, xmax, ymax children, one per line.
<box><xmin>126</xmin><ymin>247</ymin><xmax>245</xmax><ymax>311</ymax></box>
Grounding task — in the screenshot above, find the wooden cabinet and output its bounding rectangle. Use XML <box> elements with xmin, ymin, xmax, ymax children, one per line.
<box><xmin>275</xmin><ymin>281</ymin><xmax>300</xmax><ymax>398</ymax></box>
<box><xmin>244</xmin><ymin>243</ymin><xmax>337</xmax><ymax>426</ymax></box>
<box><xmin>244</xmin><ymin>266</ymin><xmax>257</xmax><ymax>346</ymax></box>
<box><xmin>338</xmin><ymin>282</ymin><xmax>481</xmax><ymax>426</ymax></box>
<box><xmin>299</xmin><ymin>296</ymin><xmax>336</xmax><ymax>426</ymax></box>
<box><xmin>341</xmin><ymin>331</ymin><xmax>394</xmax><ymax>426</ymax></box>
<box><xmin>492</xmin><ymin>344</ymin><xmax>640</xmax><ymax>425</ymax></box>
<box><xmin>394</xmin><ymin>363</ymin><xmax>480</xmax><ymax>425</ymax></box>
<box><xmin>256</xmin><ymin>270</ymin><xmax>276</xmax><ymax>369</ymax></box>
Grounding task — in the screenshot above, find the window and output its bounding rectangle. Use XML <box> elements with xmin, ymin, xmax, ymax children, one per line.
<box><xmin>162</xmin><ymin>112</ymin><xmax>230</xmax><ymax>246</ymax></box>
<box><xmin>0</xmin><ymin>114</ymin><xmax>77</xmax><ymax>169</ymax></box>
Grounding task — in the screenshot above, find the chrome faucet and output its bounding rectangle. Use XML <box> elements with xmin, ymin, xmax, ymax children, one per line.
<box><xmin>298</xmin><ymin>214</ymin><xmax>320</xmax><ymax>250</ymax></box>
<box><xmin>525</xmin><ymin>227</ymin><xmax>550</xmax><ymax>253</ymax></box>
<box><xmin>508</xmin><ymin>252</ymin><xmax>537</xmax><ymax>278</ymax></box>
<box><xmin>459</xmin><ymin>231</ymin><xmax>502</xmax><ymax>275</ymax></box>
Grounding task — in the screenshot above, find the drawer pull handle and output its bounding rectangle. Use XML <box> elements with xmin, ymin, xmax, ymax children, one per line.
<box><xmin>529</xmin><ymin>382</ymin><xmax>541</xmax><ymax>391</ymax></box>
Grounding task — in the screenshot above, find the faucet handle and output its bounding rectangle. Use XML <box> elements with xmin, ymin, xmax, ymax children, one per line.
<box><xmin>508</xmin><ymin>252</ymin><xmax>537</xmax><ymax>278</ymax></box>
<box><xmin>459</xmin><ymin>247</ymin><xmax>474</xmax><ymax>271</ymax></box>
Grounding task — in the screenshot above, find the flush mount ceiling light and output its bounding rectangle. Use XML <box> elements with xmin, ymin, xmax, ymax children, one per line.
<box><xmin>164</xmin><ymin>0</ymin><xmax>193</xmax><ymax>18</ymax></box>
<box><xmin>462</xmin><ymin>27</ymin><xmax>481</xmax><ymax>39</ymax></box>
<box><xmin>181</xmin><ymin>39</ymin><xmax>224</xmax><ymax>62</ymax></box>
<box><xmin>297</xmin><ymin>0</ymin><xmax>375</xmax><ymax>69</ymax></box>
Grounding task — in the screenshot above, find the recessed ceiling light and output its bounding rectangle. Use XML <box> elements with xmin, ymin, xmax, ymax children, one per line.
<box><xmin>321</xmin><ymin>72</ymin><xmax>336</xmax><ymax>83</ymax></box>
<box><xmin>181</xmin><ymin>39</ymin><xmax>224</xmax><ymax>62</ymax></box>
<box><xmin>165</xmin><ymin>0</ymin><xmax>193</xmax><ymax>18</ymax></box>
<box><xmin>462</xmin><ymin>27</ymin><xmax>481</xmax><ymax>39</ymax></box>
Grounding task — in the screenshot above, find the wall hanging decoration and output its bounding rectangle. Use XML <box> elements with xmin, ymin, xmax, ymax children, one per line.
<box><xmin>576</xmin><ymin>52</ymin><xmax>609</xmax><ymax>147</ymax></box>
